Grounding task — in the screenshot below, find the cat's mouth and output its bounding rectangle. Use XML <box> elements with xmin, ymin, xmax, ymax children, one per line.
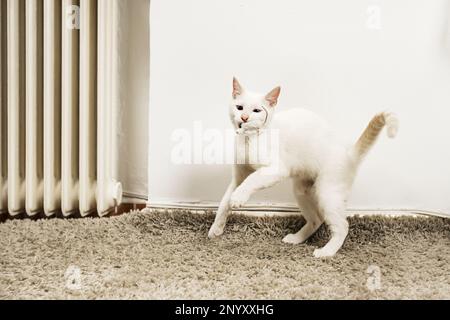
<box><xmin>238</xmin><ymin>122</ymin><xmax>243</xmax><ymax>129</ymax></box>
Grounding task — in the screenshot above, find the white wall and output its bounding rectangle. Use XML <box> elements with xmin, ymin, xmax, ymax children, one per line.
<box><xmin>147</xmin><ymin>0</ymin><xmax>450</xmax><ymax>215</ymax></box>
<box><xmin>118</xmin><ymin>0</ymin><xmax>150</xmax><ymax>200</ymax></box>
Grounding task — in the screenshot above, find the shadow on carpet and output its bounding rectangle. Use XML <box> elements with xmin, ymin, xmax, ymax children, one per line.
<box><xmin>0</xmin><ymin>210</ymin><xmax>449</xmax><ymax>299</ymax></box>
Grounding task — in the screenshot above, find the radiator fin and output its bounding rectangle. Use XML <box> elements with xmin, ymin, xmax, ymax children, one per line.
<box><xmin>25</xmin><ymin>0</ymin><xmax>44</xmax><ymax>216</ymax></box>
<box><xmin>43</xmin><ymin>0</ymin><xmax>62</xmax><ymax>216</ymax></box>
<box><xmin>79</xmin><ymin>0</ymin><xmax>97</xmax><ymax>216</ymax></box>
<box><xmin>7</xmin><ymin>0</ymin><xmax>26</xmax><ymax>215</ymax></box>
<box><xmin>61</xmin><ymin>0</ymin><xmax>80</xmax><ymax>216</ymax></box>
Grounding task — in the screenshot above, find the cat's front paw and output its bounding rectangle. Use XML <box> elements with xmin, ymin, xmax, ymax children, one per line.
<box><xmin>229</xmin><ymin>192</ymin><xmax>249</xmax><ymax>208</ymax></box>
<box><xmin>208</xmin><ymin>223</ymin><xmax>224</xmax><ymax>238</ymax></box>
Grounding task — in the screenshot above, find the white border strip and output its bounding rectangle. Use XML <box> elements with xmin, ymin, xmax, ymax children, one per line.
<box><xmin>146</xmin><ymin>201</ymin><xmax>450</xmax><ymax>219</ymax></box>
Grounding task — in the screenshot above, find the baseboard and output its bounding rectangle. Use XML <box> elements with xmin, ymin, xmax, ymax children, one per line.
<box><xmin>146</xmin><ymin>201</ymin><xmax>450</xmax><ymax>219</ymax></box>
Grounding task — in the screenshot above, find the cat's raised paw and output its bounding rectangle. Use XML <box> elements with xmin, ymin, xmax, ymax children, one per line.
<box><xmin>282</xmin><ymin>233</ymin><xmax>302</xmax><ymax>245</ymax></box>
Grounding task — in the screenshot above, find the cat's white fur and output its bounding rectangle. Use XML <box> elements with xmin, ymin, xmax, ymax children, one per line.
<box><xmin>208</xmin><ymin>78</ymin><xmax>398</xmax><ymax>258</ymax></box>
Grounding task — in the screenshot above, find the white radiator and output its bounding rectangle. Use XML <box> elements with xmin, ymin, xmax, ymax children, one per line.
<box><xmin>0</xmin><ymin>0</ymin><xmax>122</xmax><ymax>217</ymax></box>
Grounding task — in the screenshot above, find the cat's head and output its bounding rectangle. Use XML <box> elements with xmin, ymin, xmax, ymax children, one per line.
<box><xmin>230</xmin><ymin>77</ymin><xmax>281</xmax><ymax>134</ymax></box>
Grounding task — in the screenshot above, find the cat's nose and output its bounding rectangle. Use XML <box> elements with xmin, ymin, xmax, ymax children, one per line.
<box><xmin>241</xmin><ymin>114</ymin><xmax>249</xmax><ymax>122</ymax></box>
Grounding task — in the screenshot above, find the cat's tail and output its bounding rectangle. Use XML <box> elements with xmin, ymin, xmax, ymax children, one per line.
<box><xmin>353</xmin><ymin>112</ymin><xmax>398</xmax><ymax>161</ymax></box>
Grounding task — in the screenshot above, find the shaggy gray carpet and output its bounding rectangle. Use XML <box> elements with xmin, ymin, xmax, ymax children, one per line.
<box><xmin>0</xmin><ymin>210</ymin><xmax>449</xmax><ymax>299</ymax></box>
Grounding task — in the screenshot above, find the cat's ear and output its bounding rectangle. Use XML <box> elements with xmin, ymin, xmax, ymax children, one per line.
<box><xmin>232</xmin><ymin>77</ymin><xmax>244</xmax><ymax>98</ymax></box>
<box><xmin>265</xmin><ymin>86</ymin><xmax>281</xmax><ymax>107</ymax></box>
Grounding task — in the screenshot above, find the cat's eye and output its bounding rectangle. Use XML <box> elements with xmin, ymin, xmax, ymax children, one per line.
<box><xmin>253</xmin><ymin>108</ymin><xmax>262</xmax><ymax>113</ymax></box>
<box><xmin>236</xmin><ymin>105</ymin><xmax>244</xmax><ymax>111</ymax></box>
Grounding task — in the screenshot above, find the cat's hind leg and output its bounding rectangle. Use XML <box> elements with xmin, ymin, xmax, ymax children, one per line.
<box><xmin>283</xmin><ymin>180</ymin><xmax>323</xmax><ymax>245</ymax></box>
<box><xmin>312</xmin><ymin>183</ymin><xmax>349</xmax><ymax>258</ymax></box>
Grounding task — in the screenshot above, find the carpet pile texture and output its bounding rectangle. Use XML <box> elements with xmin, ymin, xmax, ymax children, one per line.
<box><xmin>0</xmin><ymin>210</ymin><xmax>449</xmax><ymax>299</ymax></box>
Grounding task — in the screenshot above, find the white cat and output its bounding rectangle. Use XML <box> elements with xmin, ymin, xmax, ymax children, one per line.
<box><xmin>208</xmin><ymin>77</ymin><xmax>398</xmax><ymax>258</ymax></box>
